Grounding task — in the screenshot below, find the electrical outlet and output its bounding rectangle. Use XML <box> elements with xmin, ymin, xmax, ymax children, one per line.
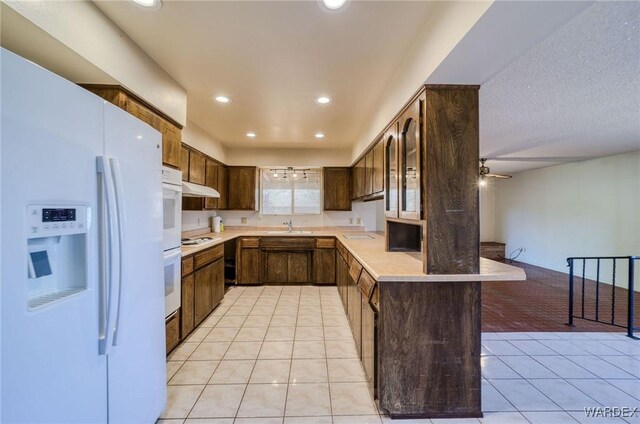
<box><xmin>241</xmin><ymin>217</ymin><xmax>247</xmax><ymax>224</ymax></box>
<box><xmin>197</xmin><ymin>218</ymin><xmax>201</xmax><ymax>226</ymax></box>
<box><xmin>349</xmin><ymin>218</ymin><xmax>353</xmax><ymax>224</ymax></box>
<box><xmin>356</xmin><ymin>218</ymin><xmax>362</xmax><ymax>225</ymax></box>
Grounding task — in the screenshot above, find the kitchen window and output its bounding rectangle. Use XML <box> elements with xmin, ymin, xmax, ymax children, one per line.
<box><xmin>261</xmin><ymin>168</ymin><xmax>321</xmax><ymax>215</ymax></box>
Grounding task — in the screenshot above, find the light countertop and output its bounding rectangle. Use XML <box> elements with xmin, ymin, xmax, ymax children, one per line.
<box><xmin>181</xmin><ymin>229</ymin><xmax>526</xmax><ymax>283</ymax></box>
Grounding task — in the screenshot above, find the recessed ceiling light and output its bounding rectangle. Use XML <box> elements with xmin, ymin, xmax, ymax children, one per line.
<box><xmin>246</xmin><ymin>132</ymin><xmax>256</xmax><ymax>138</ymax></box>
<box><xmin>215</xmin><ymin>96</ymin><xmax>231</xmax><ymax>103</ymax></box>
<box><xmin>322</xmin><ymin>0</ymin><xmax>347</xmax><ymax>10</ymax></box>
<box><xmin>315</xmin><ymin>96</ymin><xmax>331</xmax><ymax>104</ymax></box>
<box><xmin>315</xmin><ymin>133</ymin><xmax>325</xmax><ymax>139</ymax></box>
<box><xmin>131</xmin><ymin>0</ymin><xmax>162</xmax><ymax>9</ymax></box>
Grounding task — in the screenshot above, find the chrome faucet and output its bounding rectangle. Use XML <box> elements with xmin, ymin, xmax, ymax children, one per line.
<box><xmin>284</xmin><ymin>219</ymin><xmax>293</xmax><ymax>233</ymax></box>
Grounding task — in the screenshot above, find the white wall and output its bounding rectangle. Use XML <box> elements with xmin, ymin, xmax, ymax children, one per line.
<box><xmin>480</xmin><ymin>184</ymin><xmax>496</xmax><ymax>242</ymax></box>
<box><xmin>495</xmin><ymin>151</ymin><xmax>640</xmax><ymax>288</ymax></box>
<box><xmin>183</xmin><ymin>120</ymin><xmax>227</xmax><ymax>163</ymax></box>
<box><xmin>2</xmin><ymin>0</ymin><xmax>187</xmax><ymax>126</ymax></box>
<box><xmin>351</xmin><ymin>1</ymin><xmax>492</xmax><ymax>162</ymax></box>
<box><xmin>226</xmin><ymin>148</ymin><xmax>351</xmax><ymax>167</ymax></box>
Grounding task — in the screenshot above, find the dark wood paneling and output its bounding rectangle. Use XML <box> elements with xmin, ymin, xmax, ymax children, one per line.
<box><xmin>262</xmin><ymin>252</ymin><xmax>289</xmax><ymax>283</ymax></box>
<box><xmin>165</xmin><ymin>311</ymin><xmax>180</xmax><ymax>354</ymax></box>
<box><xmin>188</xmin><ymin>150</ymin><xmax>206</xmax><ymax>185</ymax></box>
<box><xmin>314</xmin><ymin>248</ymin><xmax>336</xmax><ymax>285</ymax></box>
<box><xmin>323</xmin><ymin>167</ymin><xmax>351</xmax><ymax>211</ymax></box>
<box><xmin>288</xmin><ymin>252</ymin><xmax>311</xmax><ymax>283</ymax></box>
<box><xmin>237</xmin><ymin>239</ymin><xmax>261</xmax><ymax>284</ymax></box>
<box><xmin>180</xmin><ymin>275</ymin><xmax>194</xmax><ymax>337</ymax></box>
<box><xmin>194</xmin><ymin>263</ymin><xmax>213</xmax><ymax>325</ymax></box>
<box><xmin>217</xmin><ymin>166</ymin><xmax>228</xmax><ymax>210</ymax></box>
<box><xmin>227</xmin><ymin>166</ymin><xmax>257</xmax><ymax>210</ymax></box>
<box><xmin>261</xmin><ymin>237</ymin><xmax>314</xmax><ymax>250</ymax></box>
<box><xmin>423</xmin><ymin>87</ymin><xmax>479</xmax><ymax>274</ymax></box>
<box><xmin>181</xmin><ymin>145</ymin><xmax>190</xmax><ymax>181</ymax></box>
<box><xmin>378</xmin><ymin>281</ymin><xmax>481</xmax><ymax>418</ymax></box>
<box><xmin>204</xmin><ymin>159</ymin><xmax>219</xmax><ymax>210</ymax></box>
<box><xmin>211</xmin><ymin>258</ymin><xmax>224</xmax><ymax>309</ymax></box>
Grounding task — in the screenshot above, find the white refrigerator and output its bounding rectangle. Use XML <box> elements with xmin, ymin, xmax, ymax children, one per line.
<box><xmin>0</xmin><ymin>48</ymin><xmax>167</xmax><ymax>423</ymax></box>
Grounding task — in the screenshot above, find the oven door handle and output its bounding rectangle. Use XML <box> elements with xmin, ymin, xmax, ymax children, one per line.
<box><xmin>164</xmin><ymin>248</ymin><xmax>182</xmax><ymax>263</ymax></box>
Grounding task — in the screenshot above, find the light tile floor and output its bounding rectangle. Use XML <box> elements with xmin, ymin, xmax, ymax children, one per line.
<box><xmin>159</xmin><ymin>286</ymin><xmax>640</xmax><ymax>424</ymax></box>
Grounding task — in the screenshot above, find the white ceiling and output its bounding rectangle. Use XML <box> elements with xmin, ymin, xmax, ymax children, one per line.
<box><xmin>94</xmin><ymin>0</ymin><xmax>435</xmax><ymax>149</ymax></box>
<box><xmin>478</xmin><ymin>1</ymin><xmax>640</xmax><ymax>174</ymax></box>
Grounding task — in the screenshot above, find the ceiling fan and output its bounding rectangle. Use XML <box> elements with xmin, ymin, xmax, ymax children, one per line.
<box><xmin>479</xmin><ymin>158</ymin><xmax>512</xmax><ymax>186</ymax></box>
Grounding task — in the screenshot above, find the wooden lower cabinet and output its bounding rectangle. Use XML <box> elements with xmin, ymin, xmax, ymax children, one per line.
<box><xmin>361</xmin><ymin>300</ymin><xmax>376</xmax><ymax>397</ymax></box>
<box><xmin>288</xmin><ymin>252</ymin><xmax>311</xmax><ymax>283</ymax></box>
<box><xmin>336</xmin><ymin>249</ymin><xmax>349</xmax><ymax>312</ymax></box>
<box><xmin>165</xmin><ymin>311</ymin><xmax>180</xmax><ymax>354</ymax></box>
<box><xmin>314</xmin><ymin>238</ymin><xmax>336</xmax><ymax>285</ymax></box>
<box><xmin>261</xmin><ymin>251</ymin><xmax>312</xmax><ymax>283</ymax></box>
<box><xmin>211</xmin><ymin>258</ymin><xmax>224</xmax><ymax>307</ymax></box>
<box><xmin>181</xmin><ymin>274</ymin><xmax>195</xmax><ymax>337</ymax></box>
<box><xmin>194</xmin><ymin>262</ymin><xmax>214</xmax><ymax>326</ymax></box>
<box><xmin>237</xmin><ymin>238</ymin><xmax>261</xmax><ymax>284</ymax></box>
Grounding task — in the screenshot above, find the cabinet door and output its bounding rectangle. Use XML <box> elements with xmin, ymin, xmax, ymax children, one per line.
<box><xmin>373</xmin><ymin>139</ymin><xmax>384</xmax><ymax>194</ymax></box>
<box><xmin>194</xmin><ymin>263</ymin><xmax>213</xmax><ymax>325</ymax></box>
<box><xmin>314</xmin><ymin>248</ymin><xmax>336</xmax><ymax>284</ymax></box>
<box><xmin>237</xmin><ymin>239</ymin><xmax>261</xmax><ymax>284</ymax></box>
<box><xmin>384</xmin><ymin>123</ymin><xmax>399</xmax><ymax>218</ymax></box>
<box><xmin>288</xmin><ymin>252</ymin><xmax>311</xmax><ymax>283</ymax></box>
<box><xmin>262</xmin><ymin>251</ymin><xmax>289</xmax><ymax>283</ymax></box>
<box><xmin>181</xmin><ymin>274</ymin><xmax>195</xmax><ymax>338</ymax></box>
<box><xmin>323</xmin><ymin>167</ymin><xmax>351</xmax><ymax>211</ymax></box>
<box><xmin>349</xmin><ymin>282</ymin><xmax>362</xmax><ymax>357</ymax></box>
<box><xmin>337</xmin><ymin>253</ymin><xmax>349</xmax><ymax>311</ymax></box>
<box><xmin>211</xmin><ymin>258</ymin><xmax>224</xmax><ymax>309</ymax></box>
<box><xmin>162</xmin><ymin>123</ymin><xmax>182</xmax><ymax>169</ymax></box>
<box><xmin>188</xmin><ymin>150</ymin><xmax>206</xmax><ymax>185</ymax></box>
<box><xmin>181</xmin><ymin>145</ymin><xmax>190</xmax><ymax>181</ymax></box>
<box><xmin>362</xmin><ymin>301</ymin><xmax>376</xmax><ymax>397</ymax></box>
<box><xmin>218</xmin><ymin>166</ymin><xmax>228</xmax><ymax>210</ymax></box>
<box><xmin>165</xmin><ymin>311</ymin><xmax>180</xmax><ymax>354</ymax></box>
<box><xmin>399</xmin><ymin>97</ymin><xmax>423</xmax><ymax>220</ymax></box>
<box><xmin>227</xmin><ymin>166</ymin><xmax>257</xmax><ymax>210</ymax></box>
<box><xmin>364</xmin><ymin>150</ymin><xmax>374</xmax><ymax>196</ymax></box>
<box><xmin>204</xmin><ymin>159</ymin><xmax>219</xmax><ymax>210</ymax></box>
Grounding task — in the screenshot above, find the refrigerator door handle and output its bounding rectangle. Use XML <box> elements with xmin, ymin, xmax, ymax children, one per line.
<box><xmin>110</xmin><ymin>157</ymin><xmax>126</xmax><ymax>346</ymax></box>
<box><xmin>97</xmin><ymin>156</ymin><xmax>121</xmax><ymax>356</ymax></box>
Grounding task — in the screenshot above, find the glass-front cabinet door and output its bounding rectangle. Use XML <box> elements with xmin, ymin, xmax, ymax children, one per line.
<box><xmin>399</xmin><ymin>96</ymin><xmax>423</xmax><ymax>220</ymax></box>
<box><xmin>384</xmin><ymin>122</ymin><xmax>399</xmax><ymax>218</ymax></box>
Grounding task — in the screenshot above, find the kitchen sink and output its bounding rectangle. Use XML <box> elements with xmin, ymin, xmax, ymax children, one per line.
<box><xmin>264</xmin><ymin>230</ymin><xmax>313</xmax><ymax>235</ymax></box>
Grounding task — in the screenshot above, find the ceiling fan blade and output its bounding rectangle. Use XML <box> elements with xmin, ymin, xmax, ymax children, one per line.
<box><xmin>486</xmin><ymin>173</ymin><xmax>512</xmax><ymax>179</ymax></box>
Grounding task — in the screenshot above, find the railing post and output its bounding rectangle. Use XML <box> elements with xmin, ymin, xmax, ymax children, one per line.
<box><xmin>628</xmin><ymin>258</ymin><xmax>636</xmax><ymax>339</ymax></box>
<box><xmin>568</xmin><ymin>258</ymin><xmax>574</xmax><ymax>326</ymax></box>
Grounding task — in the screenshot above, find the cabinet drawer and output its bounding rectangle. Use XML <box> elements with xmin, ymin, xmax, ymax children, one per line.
<box><xmin>315</xmin><ymin>237</ymin><xmax>336</xmax><ymax>249</ymax></box>
<box><xmin>194</xmin><ymin>244</ymin><xmax>224</xmax><ymax>269</ymax></box>
<box><xmin>348</xmin><ymin>258</ymin><xmax>363</xmax><ymax>283</ymax></box>
<box><xmin>336</xmin><ymin>241</ymin><xmax>347</xmax><ymax>260</ymax></box>
<box><xmin>240</xmin><ymin>237</ymin><xmax>260</xmax><ymax>248</ymax></box>
<box><xmin>261</xmin><ymin>237</ymin><xmax>314</xmax><ymax>250</ymax></box>
<box><xmin>358</xmin><ymin>269</ymin><xmax>376</xmax><ymax>300</ymax></box>
<box><xmin>165</xmin><ymin>311</ymin><xmax>180</xmax><ymax>354</ymax></box>
<box><xmin>182</xmin><ymin>257</ymin><xmax>194</xmax><ymax>276</ymax></box>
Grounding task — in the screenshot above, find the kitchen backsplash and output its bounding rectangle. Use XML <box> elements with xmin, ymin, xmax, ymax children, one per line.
<box><xmin>181</xmin><ymin>199</ymin><xmax>384</xmax><ymax>232</ymax></box>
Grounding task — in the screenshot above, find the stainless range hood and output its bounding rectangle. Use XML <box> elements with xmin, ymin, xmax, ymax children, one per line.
<box><xmin>182</xmin><ymin>181</ymin><xmax>220</xmax><ymax>198</ymax></box>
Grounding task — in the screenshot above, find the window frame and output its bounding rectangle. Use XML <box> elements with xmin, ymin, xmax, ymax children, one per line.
<box><xmin>260</xmin><ymin>167</ymin><xmax>323</xmax><ymax>216</ymax></box>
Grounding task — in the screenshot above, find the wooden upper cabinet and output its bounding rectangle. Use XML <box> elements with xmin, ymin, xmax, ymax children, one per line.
<box><xmin>364</xmin><ymin>150</ymin><xmax>374</xmax><ymax>196</ymax></box>
<box><xmin>323</xmin><ymin>167</ymin><xmax>351</xmax><ymax>211</ymax></box>
<box><xmin>181</xmin><ymin>145</ymin><xmax>190</xmax><ymax>181</ymax></box>
<box><xmin>373</xmin><ymin>139</ymin><xmax>384</xmax><ymax>194</ymax></box>
<box><xmin>80</xmin><ymin>85</ymin><xmax>182</xmax><ymax>169</ymax></box>
<box><xmin>384</xmin><ymin>122</ymin><xmax>399</xmax><ymax>218</ymax></box>
<box><xmin>217</xmin><ymin>166</ymin><xmax>228</xmax><ymax>210</ymax></box>
<box><xmin>399</xmin><ymin>95</ymin><xmax>424</xmax><ymax>220</ymax></box>
<box><xmin>352</xmin><ymin>158</ymin><xmax>365</xmax><ymax>200</ymax></box>
<box><xmin>188</xmin><ymin>150</ymin><xmax>206</xmax><ymax>185</ymax></box>
<box><xmin>204</xmin><ymin>159</ymin><xmax>219</xmax><ymax>210</ymax></box>
<box><xmin>227</xmin><ymin>166</ymin><xmax>258</xmax><ymax>210</ymax></box>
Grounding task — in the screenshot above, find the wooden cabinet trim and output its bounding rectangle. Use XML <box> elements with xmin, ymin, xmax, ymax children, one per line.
<box><xmin>358</xmin><ymin>269</ymin><xmax>376</xmax><ymax>300</ymax></box>
<box><xmin>261</xmin><ymin>237</ymin><xmax>314</xmax><ymax>250</ymax></box>
<box><xmin>315</xmin><ymin>237</ymin><xmax>336</xmax><ymax>249</ymax></box>
<box><xmin>240</xmin><ymin>237</ymin><xmax>260</xmax><ymax>248</ymax></box>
